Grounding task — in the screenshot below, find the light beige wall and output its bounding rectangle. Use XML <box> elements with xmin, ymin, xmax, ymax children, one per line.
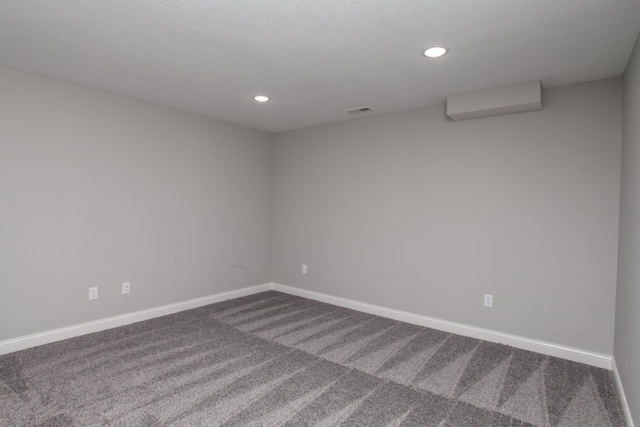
<box><xmin>615</xmin><ymin>34</ymin><xmax>640</xmax><ymax>423</ymax></box>
<box><xmin>0</xmin><ymin>67</ymin><xmax>273</xmax><ymax>341</ymax></box>
<box><xmin>272</xmin><ymin>79</ymin><xmax>622</xmax><ymax>354</ymax></box>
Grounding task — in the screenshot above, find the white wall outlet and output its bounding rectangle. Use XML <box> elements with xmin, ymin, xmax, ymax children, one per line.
<box><xmin>89</xmin><ymin>287</ymin><xmax>98</xmax><ymax>300</ymax></box>
<box><xmin>122</xmin><ymin>281</ymin><xmax>130</xmax><ymax>295</ymax></box>
<box><xmin>301</xmin><ymin>264</ymin><xmax>308</xmax><ymax>274</ymax></box>
<box><xmin>484</xmin><ymin>294</ymin><xmax>493</xmax><ymax>307</ymax></box>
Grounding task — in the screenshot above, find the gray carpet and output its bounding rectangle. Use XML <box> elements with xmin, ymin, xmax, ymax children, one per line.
<box><xmin>0</xmin><ymin>291</ymin><xmax>625</xmax><ymax>426</ymax></box>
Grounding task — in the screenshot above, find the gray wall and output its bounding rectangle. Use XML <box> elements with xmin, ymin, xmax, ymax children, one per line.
<box><xmin>272</xmin><ymin>79</ymin><xmax>622</xmax><ymax>354</ymax></box>
<box><xmin>0</xmin><ymin>67</ymin><xmax>274</xmax><ymax>341</ymax></box>
<box><xmin>615</xmin><ymin>34</ymin><xmax>640</xmax><ymax>424</ymax></box>
<box><xmin>0</xmin><ymin>63</ymin><xmax>625</xmax><ymax>362</ymax></box>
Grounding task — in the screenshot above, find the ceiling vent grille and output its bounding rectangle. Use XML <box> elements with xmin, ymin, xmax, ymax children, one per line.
<box><xmin>345</xmin><ymin>106</ymin><xmax>372</xmax><ymax>114</ymax></box>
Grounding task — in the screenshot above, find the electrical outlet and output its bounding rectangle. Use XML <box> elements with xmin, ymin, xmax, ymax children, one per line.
<box><xmin>301</xmin><ymin>264</ymin><xmax>307</xmax><ymax>274</ymax></box>
<box><xmin>122</xmin><ymin>281</ymin><xmax>130</xmax><ymax>295</ymax></box>
<box><xmin>484</xmin><ymin>294</ymin><xmax>493</xmax><ymax>307</ymax></box>
<box><xmin>89</xmin><ymin>287</ymin><xmax>98</xmax><ymax>300</ymax></box>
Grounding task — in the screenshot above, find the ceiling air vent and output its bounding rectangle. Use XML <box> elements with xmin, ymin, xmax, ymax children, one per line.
<box><xmin>345</xmin><ymin>106</ymin><xmax>372</xmax><ymax>114</ymax></box>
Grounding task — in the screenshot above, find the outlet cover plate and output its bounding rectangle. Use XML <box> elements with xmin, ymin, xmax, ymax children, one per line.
<box><xmin>484</xmin><ymin>294</ymin><xmax>493</xmax><ymax>307</ymax></box>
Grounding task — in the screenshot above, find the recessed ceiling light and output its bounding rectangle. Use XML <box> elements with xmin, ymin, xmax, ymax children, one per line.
<box><xmin>253</xmin><ymin>95</ymin><xmax>270</xmax><ymax>102</ymax></box>
<box><xmin>424</xmin><ymin>46</ymin><xmax>447</xmax><ymax>58</ymax></box>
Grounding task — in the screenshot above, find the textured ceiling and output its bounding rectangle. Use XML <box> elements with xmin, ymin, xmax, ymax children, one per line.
<box><xmin>0</xmin><ymin>0</ymin><xmax>639</xmax><ymax>133</ymax></box>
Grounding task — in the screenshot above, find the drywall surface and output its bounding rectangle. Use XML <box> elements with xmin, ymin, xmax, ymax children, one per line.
<box><xmin>272</xmin><ymin>79</ymin><xmax>622</xmax><ymax>354</ymax></box>
<box><xmin>615</xmin><ymin>34</ymin><xmax>640</xmax><ymax>424</ymax></box>
<box><xmin>0</xmin><ymin>67</ymin><xmax>273</xmax><ymax>341</ymax></box>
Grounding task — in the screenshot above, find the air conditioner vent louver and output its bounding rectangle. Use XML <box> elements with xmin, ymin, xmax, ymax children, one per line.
<box><xmin>345</xmin><ymin>106</ymin><xmax>372</xmax><ymax>114</ymax></box>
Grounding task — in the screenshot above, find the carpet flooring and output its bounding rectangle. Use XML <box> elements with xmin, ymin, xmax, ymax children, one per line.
<box><xmin>0</xmin><ymin>291</ymin><xmax>625</xmax><ymax>426</ymax></box>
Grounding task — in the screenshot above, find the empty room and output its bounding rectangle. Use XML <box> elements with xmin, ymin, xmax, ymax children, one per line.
<box><xmin>1</xmin><ymin>1</ymin><xmax>639</xmax><ymax>426</ymax></box>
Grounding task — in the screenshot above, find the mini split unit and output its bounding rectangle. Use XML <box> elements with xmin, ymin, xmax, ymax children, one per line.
<box><xmin>446</xmin><ymin>80</ymin><xmax>543</xmax><ymax>120</ymax></box>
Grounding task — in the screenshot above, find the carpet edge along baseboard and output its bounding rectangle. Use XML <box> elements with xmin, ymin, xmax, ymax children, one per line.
<box><xmin>0</xmin><ymin>282</ymin><xmax>612</xmax><ymax>370</ymax></box>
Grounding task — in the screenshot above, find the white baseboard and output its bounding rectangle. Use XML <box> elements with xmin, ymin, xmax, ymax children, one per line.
<box><xmin>612</xmin><ymin>358</ymin><xmax>635</xmax><ymax>427</ymax></box>
<box><xmin>1</xmin><ymin>281</ymin><xmax>613</xmax><ymax>371</ymax></box>
<box><xmin>0</xmin><ymin>283</ymin><xmax>271</xmax><ymax>356</ymax></box>
<box><xmin>271</xmin><ymin>283</ymin><xmax>613</xmax><ymax>370</ymax></box>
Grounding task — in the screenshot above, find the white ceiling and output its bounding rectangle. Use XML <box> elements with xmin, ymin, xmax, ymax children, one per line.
<box><xmin>1</xmin><ymin>0</ymin><xmax>639</xmax><ymax>133</ymax></box>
